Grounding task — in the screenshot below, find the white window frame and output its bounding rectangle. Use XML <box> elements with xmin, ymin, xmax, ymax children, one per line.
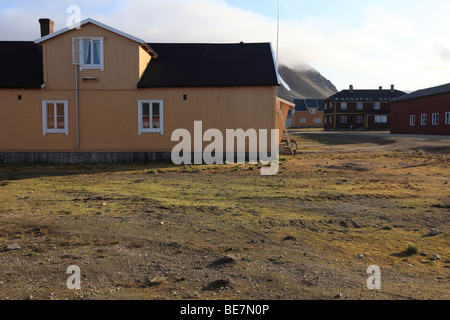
<box><xmin>432</xmin><ymin>113</ymin><xmax>439</xmax><ymax>125</ymax></box>
<box><xmin>299</xmin><ymin>118</ymin><xmax>306</xmax><ymax>124</ymax></box>
<box><xmin>310</xmin><ymin>108</ymin><xmax>316</xmax><ymax>114</ymax></box>
<box><xmin>356</xmin><ymin>115</ymin><xmax>364</xmax><ymax>124</ymax></box>
<box><xmin>340</xmin><ymin>103</ymin><xmax>347</xmax><ymax>110</ymax></box>
<box><xmin>357</xmin><ymin>102</ymin><xmax>363</xmax><ymax>110</ymax></box>
<box><xmin>42</xmin><ymin>100</ymin><xmax>69</xmax><ymax>135</ymax></box>
<box><xmin>76</xmin><ymin>37</ymin><xmax>104</xmax><ymax>71</ymax></box>
<box><xmin>410</xmin><ymin>115</ymin><xmax>416</xmax><ymax>126</ymax></box>
<box><xmin>340</xmin><ymin>115</ymin><xmax>347</xmax><ymax>124</ymax></box>
<box><xmin>313</xmin><ymin>118</ymin><xmax>322</xmax><ymax>124</ymax></box>
<box><xmin>374</xmin><ymin>103</ymin><xmax>381</xmax><ymax>110</ymax></box>
<box><xmin>374</xmin><ymin>115</ymin><xmax>388</xmax><ymax>123</ymax></box>
<box><xmin>138</xmin><ymin>100</ymin><xmax>164</xmax><ymax>135</ymax></box>
<box><xmin>421</xmin><ymin>114</ymin><xmax>427</xmax><ymax>126</ymax></box>
<box><xmin>446</xmin><ymin>112</ymin><xmax>450</xmax><ymax>125</ymax></box>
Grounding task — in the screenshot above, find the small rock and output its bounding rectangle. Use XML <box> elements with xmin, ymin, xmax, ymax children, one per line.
<box><xmin>203</xmin><ymin>277</ymin><xmax>233</xmax><ymax>291</ymax></box>
<box><xmin>333</xmin><ymin>293</ymin><xmax>342</xmax><ymax>299</ymax></box>
<box><xmin>432</xmin><ymin>254</ymin><xmax>441</xmax><ymax>260</ymax></box>
<box><xmin>6</xmin><ymin>243</ymin><xmax>20</xmax><ymax>251</ymax></box>
<box><xmin>357</xmin><ymin>253</ymin><xmax>365</xmax><ymax>259</ymax></box>
<box><xmin>429</xmin><ymin>229</ymin><xmax>439</xmax><ymax>236</ymax></box>
<box><xmin>444</xmin><ymin>259</ymin><xmax>450</xmax><ymax>264</ymax></box>
<box><xmin>420</xmin><ymin>252</ymin><xmax>428</xmax><ymax>256</ymax></box>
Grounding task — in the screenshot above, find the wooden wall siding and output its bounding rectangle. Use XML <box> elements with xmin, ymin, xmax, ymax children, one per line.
<box><xmin>391</xmin><ymin>93</ymin><xmax>450</xmax><ymax>135</ymax></box>
<box><xmin>42</xmin><ymin>23</ymin><xmax>147</xmax><ymax>91</ymax></box>
<box><xmin>0</xmin><ymin>86</ymin><xmax>276</xmax><ymax>152</ymax></box>
<box><xmin>291</xmin><ymin>111</ymin><xmax>324</xmax><ymax>128</ymax></box>
<box><xmin>139</xmin><ymin>46</ymin><xmax>151</xmax><ymax>79</ymax></box>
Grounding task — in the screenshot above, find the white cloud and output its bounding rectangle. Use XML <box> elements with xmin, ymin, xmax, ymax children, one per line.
<box><xmin>1</xmin><ymin>0</ymin><xmax>449</xmax><ymax>92</ymax></box>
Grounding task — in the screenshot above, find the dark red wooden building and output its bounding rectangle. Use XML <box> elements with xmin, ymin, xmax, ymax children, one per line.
<box><xmin>390</xmin><ymin>83</ymin><xmax>450</xmax><ymax>135</ymax></box>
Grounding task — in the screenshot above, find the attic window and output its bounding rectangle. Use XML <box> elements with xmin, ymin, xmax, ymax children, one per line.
<box><xmin>74</xmin><ymin>37</ymin><xmax>104</xmax><ymax>71</ymax></box>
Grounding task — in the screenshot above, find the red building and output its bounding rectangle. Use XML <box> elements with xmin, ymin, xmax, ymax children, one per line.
<box><xmin>390</xmin><ymin>83</ymin><xmax>450</xmax><ymax>135</ymax></box>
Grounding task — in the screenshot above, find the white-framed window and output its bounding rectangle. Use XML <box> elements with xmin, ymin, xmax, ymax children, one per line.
<box><xmin>74</xmin><ymin>37</ymin><xmax>104</xmax><ymax>71</ymax></box>
<box><xmin>310</xmin><ymin>108</ymin><xmax>316</xmax><ymax>114</ymax></box>
<box><xmin>340</xmin><ymin>103</ymin><xmax>347</xmax><ymax>110</ymax></box>
<box><xmin>374</xmin><ymin>115</ymin><xmax>388</xmax><ymax>123</ymax></box>
<box><xmin>313</xmin><ymin>118</ymin><xmax>322</xmax><ymax>124</ymax></box>
<box><xmin>410</xmin><ymin>115</ymin><xmax>416</xmax><ymax>126</ymax></box>
<box><xmin>340</xmin><ymin>115</ymin><xmax>347</xmax><ymax>124</ymax></box>
<box><xmin>446</xmin><ymin>112</ymin><xmax>450</xmax><ymax>125</ymax></box>
<box><xmin>299</xmin><ymin>118</ymin><xmax>306</xmax><ymax>124</ymax></box>
<box><xmin>357</xmin><ymin>102</ymin><xmax>363</xmax><ymax>110</ymax></box>
<box><xmin>374</xmin><ymin>103</ymin><xmax>381</xmax><ymax>110</ymax></box>
<box><xmin>356</xmin><ymin>115</ymin><xmax>364</xmax><ymax>124</ymax></box>
<box><xmin>324</xmin><ymin>117</ymin><xmax>327</xmax><ymax>125</ymax></box>
<box><xmin>42</xmin><ymin>100</ymin><xmax>69</xmax><ymax>135</ymax></box>
<box><xmin>138</xmin><ymin>100</ymin><xmax>164</xmax><ymax>135</ymax></box>
<box><xmin>421</xmin><ymin>114</ymin><xmax>427</xmax><ymax>126</ymax></box>
<box><xmin>432</xmin><ymin>113</ymin><xmax>439</xmax><ymax>125</ymax></box>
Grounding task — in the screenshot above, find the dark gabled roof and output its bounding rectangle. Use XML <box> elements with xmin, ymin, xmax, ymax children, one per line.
<box><xmin>328</xmin><ymin>89</ymin><xmax>406</xmax><ymax>102</ymax></box>
<box><xmin>138</xmin><ymin>42</ymin><xmax>279</xmax><ymax>88</ymax></box>
<box><xmin>392</xmin><ymin>82</ymin><xmax>450</xmax><ymax>103</ymax></box>
<box><xmin>293</xmin><ymin>99</ymin><xmax>324</xmax><ymax>112</ymax></box>
<box><xmin>0</xmin><ymin>41</ymin><xmax>43</xmax><ymax>89</ymax></box>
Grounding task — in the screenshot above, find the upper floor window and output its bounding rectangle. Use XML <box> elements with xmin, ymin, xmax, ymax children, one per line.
<box><xmin>446</xmin><ymin>112</ymin><xmax>450</xmax><ymax>125</ymax></box>
<box><xmin>138</xmin><ymin>100</ymin><xmax>164</xmax><ymax>135</ymax></box>
<box><xmin>42</xmin><ymin>100</ymin><xmax>69</xmax><ymax>135</ymax></box>
<box><xmin>340</xmin><ymin>103</ymin><xmax>347</xmax><ymax>110</ymax></box>
<box><xmin>73</xmin><ymin>37</ymin><xmax>104</xmax><ymax>71</ymax></box>
<box><xmin>374</xmin><ymin>103</ymin><xmax>381</xmax><ymax>110</ymax></box>
<box><xmin>310</xmin><ymin>108</ymin><xmax>316</xmax><ymax>114</ymax></box>
<box><xmin>357</xmin><ymin>102</ymin><xmax>363</xmax><ymax>110</ymax></box>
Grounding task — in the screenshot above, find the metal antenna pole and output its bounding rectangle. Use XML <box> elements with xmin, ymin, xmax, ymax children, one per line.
<box><xmin>276</xmin><ymin>0</ymin><xmax>280</xmax><ymax>96</ymax></box>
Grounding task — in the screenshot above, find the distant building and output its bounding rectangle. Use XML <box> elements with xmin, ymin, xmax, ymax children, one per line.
<box><xmin>291</xmin><ymin>99</ymin><xmax>324</xmax><ymax>128</ymax></box>
<box><xmin>390</xmin><ymin>83</ymin><xmax>450</xmax><ymax>135</ymax></box>
<box><xmin>324</xmin><ymin>85</ymin><xmax>406</xmax><ymax>131</ymax></box>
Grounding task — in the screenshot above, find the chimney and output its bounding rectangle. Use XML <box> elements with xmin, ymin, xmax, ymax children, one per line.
<box><xmin>391</xmin><ymin>84</ymin><xmax>395</xmax><ymax>93</ymax></box>
<box><xmin>349</xmin><ymin>85</ymin><xmax>354</xmax><ymax>94</ymax></box>
<box><xmin>379</xmin><ymin>86</ymin><xmax>383</xmax><ymax>91</ymax></box>
<box><xmin>39</xmin><ymin>18</ymin><xmax>54</xmax><ymax>37</ymax></box>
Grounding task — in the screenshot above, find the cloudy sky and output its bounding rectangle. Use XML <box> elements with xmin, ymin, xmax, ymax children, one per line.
<box><xmin>1</xmin><ymin>0</ymin><xmax>449</xmax><ymax>92</ymax></box>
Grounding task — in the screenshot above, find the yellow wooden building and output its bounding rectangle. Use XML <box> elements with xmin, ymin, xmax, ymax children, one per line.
<box><xmin>0</xmin><ymin>18</ymin><xmax>292</xmax><ymax>163</ymax></box>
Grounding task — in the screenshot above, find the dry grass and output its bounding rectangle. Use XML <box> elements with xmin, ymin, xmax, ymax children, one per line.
<box><xmin>0</xmin><ymin>133</ymin><xmax>448</xmax><ymax>300</ymax></box>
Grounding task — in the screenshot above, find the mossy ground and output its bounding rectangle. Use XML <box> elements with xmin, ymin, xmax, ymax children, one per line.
<box><xmin>0</xmin><ymin>132</ymin><xmax>448</xmax><ymax>300</ymax></box>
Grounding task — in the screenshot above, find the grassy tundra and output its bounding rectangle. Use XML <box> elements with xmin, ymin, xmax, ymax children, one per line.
<box><xmin>0</xmin><ymin>132</ymin><xmax>448</xmax><ymax>300</ymax></box>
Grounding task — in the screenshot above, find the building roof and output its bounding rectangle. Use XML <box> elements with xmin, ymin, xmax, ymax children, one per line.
<box><xmin>328</xmin><ymin>89</ymin><xmax>406</xmax><ymax>102</ymax></box>
<box><xmin>392</xmin><ymin>82</ymin><xmax>450</xmax><ymax>103</ymax></box>
<box><xmin>0</xmin><ymin>41</ymin><xmax>43</xmax><ymax>88</ymax></box>
<box><xmin>34</xmin><ymin>18</ymin><xmax>156</xmax><ymax>57</ymax></box>
<box><xmin>293</xmin><ymin>99</ymin><xmax>324</xmax><ymax>112</ymax></box>
<box><xmin>138</xmin><ymin>42</ymin><xmax>280</xmax><ymax>88</ymax></box>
